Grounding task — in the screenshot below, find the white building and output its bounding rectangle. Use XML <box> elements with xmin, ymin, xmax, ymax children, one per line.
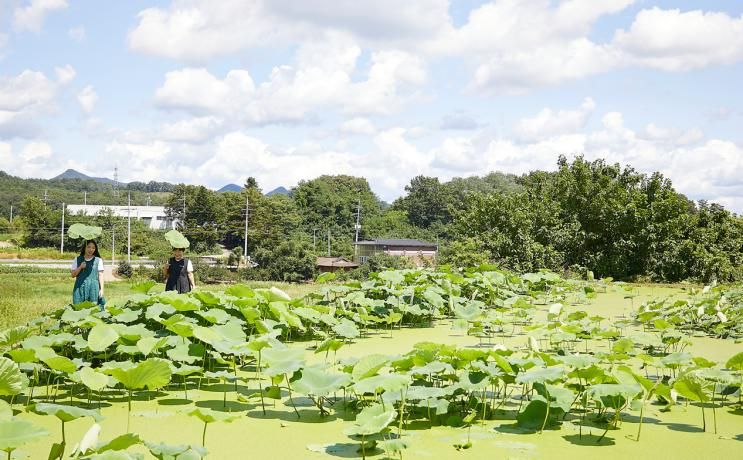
<box><xmin>66</xmin><ymin>205</ymin><xmax>177</xmax><ymax>230</ymax></box>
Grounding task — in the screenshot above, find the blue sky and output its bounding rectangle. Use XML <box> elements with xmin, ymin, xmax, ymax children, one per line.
<box><xmin>1</xmin><ymin>0</ymin><xmax>742</xmax><ymax>211</ymax></box>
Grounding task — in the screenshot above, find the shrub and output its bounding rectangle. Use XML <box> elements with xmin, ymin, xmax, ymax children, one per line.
<box><xmin>117</xmin><ymin>260</ymin><xmax>133</xmax><ymax>278</ymax></box>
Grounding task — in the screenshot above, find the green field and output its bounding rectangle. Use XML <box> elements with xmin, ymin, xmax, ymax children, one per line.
<box><xmin>0</xmin><ymin>269</ymin><xmax>741</xmax><ymax>459</ymax></box>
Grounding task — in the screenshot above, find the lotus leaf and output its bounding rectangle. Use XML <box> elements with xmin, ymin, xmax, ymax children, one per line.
<box><xmin>0</xmin><ymin>418</ymin><xmax>49</xmax><ymax>452</ymax></box>
<box><xmin>88</xmin><ymin>324</ymin><xmax>119</xmax><ymax>352</ymax></box>
<box><xmin>294</xmin><ymin>367</ymin><xmax>351</xmax><ymax>398</ymax></box>
<box><xmin>109</xmin><ymin>358</ymin><xmax>172</xmax><ymax>390</ymax></box>
<box><xmin>164</xmin><ymin>230</ymin><xmax>190</xmax><ymax>249</ymax></box>
<box><xmin>344</xmin><ymin>403</ymin><xmax>397</xmax><ymax>436</ymax></box>
<box><xmin>352</xmin><ymin>354</ymin><xmax>389</xmax><ymax>381</ymax></box>
<box><xmin>68</xmin><ymin>223</ymin><xmax>103</xmax><ymax>240</ymax></box>
<box><xmin>31</xmin><ymin>403</ymin><xmax>103</xmax><ymax>423</ymax></box>
<box><xmin>0</xmin><ymin>358</ymin><xmax>24</xmax><ymax>396</ymax></box>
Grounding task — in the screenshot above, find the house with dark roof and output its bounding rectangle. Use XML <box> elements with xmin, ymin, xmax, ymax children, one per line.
<box><xmin>316</xmin><ymin>256</ymin><xmax>359</xmax><ymax>273</ymax></box>
<box><xmin>354</xmin><ymin>239</ymin><xmax>438</xmax><ymax>267</ymax></box>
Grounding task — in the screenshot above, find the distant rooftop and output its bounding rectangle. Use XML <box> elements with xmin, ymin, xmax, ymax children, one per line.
<box><xmin>354</xmin><ymin>239</ymin><xmax>437</xmax><ymax>248</ymax></box>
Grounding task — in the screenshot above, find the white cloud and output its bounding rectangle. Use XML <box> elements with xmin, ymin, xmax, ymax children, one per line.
<box><xmin>159</xmin><ymin>116</ymin><xmax>224</xmax><ymax>143</ymax></box>
<box><xmin>440</xmin><ymin>113</ymin><xmax>480</xmax><ymax>131</ymax></box>
<box><xmin>154</xmin><ymin>35</ymin><xmax>427</xmax><ymax>125</ymax></box>
<box><xmin>443</xmin><ymin>0</ymin><xmax>634</xmax><ymax>93</ymax></box>
<box><xmin>340</xmin><ymin>117</ymin><xmax>375</xmax><ymax>136</ymax></box>
<box><xmin>54</xmin><ymin>65</ymin><xmax>76</xmax><ymax>85</ymax></box>
<box><xmin>77</xmin><ymin>86</ymin><xmax>98</xmax><ymax>114</ymax></box>
<box><xmin>514</xmin><ymin>97</ymin><xmax>595</xmax><ymax>141</ymax></box>
<box><xmin>0</xmin><ymin>141</ymin><xmax>59</xmax><ymax>177</ymax></box>
<box><xmin>0</xmin><ymin>69</ymin><xmax>66</xmax><ymax>138</ymax></box>
<box><xmin>13</xmin><ymin>0</ymin><xmax>68</xmax><ymax>33</ymax></box>
<box><xmin>613</xmin><ymin>8</ymin><xmax>743</xmax><ymax>71</ymax></box>
<box><xmin>68</xmin><ymin>26</ymin><xmax>86</xmax><ymax>42</ymax></box>
<box><xmin>128</xmin><ymin>0</ymin><xmax>451</xmax><ymax>61</ymax></box>
<box><xmin>128</xmin><ymin>0</ymin><xmax>278</xmax><ymax>61</ymax></box>
<box><xmin>154</xmin><ymin>67</ymin><xmax>255</xmax><ymax>114</ymax></box>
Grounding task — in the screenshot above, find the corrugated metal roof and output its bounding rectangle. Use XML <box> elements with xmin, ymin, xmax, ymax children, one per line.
<box><xmin>354</xmin><ymin>239</ymin><xmax>437</xmax><ymax>247</ymax></box>
<box><xmin>316</xmin><ymin>256</ymin><xmax>359</xmax><ymax>267</ymax></box>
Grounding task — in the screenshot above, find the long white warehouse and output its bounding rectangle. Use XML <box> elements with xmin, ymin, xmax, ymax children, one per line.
<box><xmin>66</xmin><ymin>205</ymin><xmax>177</xmax><ymax>230</ymax></box>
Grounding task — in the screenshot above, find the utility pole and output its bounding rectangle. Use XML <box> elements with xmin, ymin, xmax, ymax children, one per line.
<box><xmin>84</xmin><ymin>191</ymin><xmax>87</xmax><ymax>206</ymax></box>
<box><xmin>43</xmin><ymin>189</ymin><xmax>48</xmax><ymax>207</ymax></box>
<box><xmin>113</xmin><ymin>165</ymin><xmax>120</xmax><ymax>198</ymax></box>
<box><xmin>354</xmin><ymin>200</ymin><xmax>361</xmax><ymax>243</ymax></box>
<box><xmin>313</xmin><ymin>228</ymin><xmax>317</xmax><ymax>251</ymax></box>
<box><xmin>327</xmin><ymin>228</ymin><xmax>331</xmax><ymax>257</ymax></box>
<box><xmin>181</xmin><ymin>192</ymin><xmax>187</xmax><ymax>229</ymax></box>
<box><xmin>112</xmin><ymin>226</ymin><xmax>115</xmax><ymax>268</ymax></box>
<box><xmin>9</xmin><ymin>205</ymin><xmax>12</xmax><ymax>224</ymax></box>
<box><xmin>60</xmin><ymin>203</ymin><xmax>65</xmax><ymax>254</ymax></box>
<box><xmin>127</xmin><ymin>192</ymin><xmax>131</xmax><ymax>263</ymax></box>
<box><xmin>243</xmin><ymin>196</ymin><xmax>249</xmax><ymax>259</ymax></box>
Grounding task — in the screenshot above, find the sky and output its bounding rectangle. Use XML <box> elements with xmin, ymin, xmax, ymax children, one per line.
<box><xmin>1</xmin><ymin>0</ymin><xmax>742</xmax><ymax>211</ymax></box>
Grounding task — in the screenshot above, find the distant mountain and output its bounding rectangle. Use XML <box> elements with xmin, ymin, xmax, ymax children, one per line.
<box><xmin>52</xmin><ymin>169</ymin><xmax>116</xmax><ymax>185</ymax></box>
<box><xmin>217</xmin><ymin>183</ymin><xmax>242</xmax><ymax>193</ymax></box>
<box><xmin>266</xmin><ymin>186</ymin><xmax>290</xmax><ymax>196</ymax></box>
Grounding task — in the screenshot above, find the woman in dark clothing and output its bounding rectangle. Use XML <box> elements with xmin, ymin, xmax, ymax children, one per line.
<box><xmin>164</xmin><ymin>247</ymin><xmax>195</xmax><ymax>293</ymax></box>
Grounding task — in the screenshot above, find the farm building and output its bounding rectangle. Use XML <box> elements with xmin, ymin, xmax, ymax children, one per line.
<box><xmin>316</xmin><ymin>256</ymin><xmax>359</xmax><ymax>273</ymax></box>
<box><xmin>354</xmin><ymin>239</ymin><xmax>438</xmax><ymax>266</ymax></box>
<box><xmin>66</xmin><ymin>204</ymin><xmax>177</xmax><ymax>230</ymax></box>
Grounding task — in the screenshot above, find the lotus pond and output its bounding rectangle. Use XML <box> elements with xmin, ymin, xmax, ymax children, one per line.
<box><xmin>0</xmin><ymin>269</ymin><xmax>741</xmax><ymax>459</ymax></box>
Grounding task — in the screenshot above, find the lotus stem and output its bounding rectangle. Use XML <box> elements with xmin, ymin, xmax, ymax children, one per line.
<box><xmin>539</xmin><ymin>401</ymin><xmax>550</xmax><ymax>434</ymax></box>
<box><xmin>202</xmin><ymin>422</ymin><xmax>208</xmax><ymax>447</ymax></box>
<box><xmin>285</xmin><ymin>375</ymin><xmax>300</xmax><ymax>419</ymax></box>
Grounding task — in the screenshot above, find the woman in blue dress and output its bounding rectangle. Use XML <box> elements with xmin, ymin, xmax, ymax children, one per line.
<box><xmin>70</xmin><ymin>240</ymin><xmax>105</xmax><ymax>305</ymax></box>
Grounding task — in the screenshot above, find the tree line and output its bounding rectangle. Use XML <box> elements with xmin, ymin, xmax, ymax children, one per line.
<box><xmin>6</xmin><ymin>156</ymin><xmax>743</xmax><ymax>283</ymax></box>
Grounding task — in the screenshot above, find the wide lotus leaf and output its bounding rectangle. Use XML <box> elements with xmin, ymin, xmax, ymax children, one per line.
<box><xmin>268</xmin><ymin>302</ymin><xmax>305</xmax><ymax>331</ymax></box>
<box><xmin>0</xmin><ymin>418</ymin><xmax>49</xmax><ymax>450</ymax></box>
<box><xmin>145</xmin><ymin>441</ymin><xmax>207</xmax><ymax>460</ymax></box>
<box><xmin>0</xmin><ymin>358</ymin><xmax>24</xmax><ymax>396</ymax></box>
<box><xmin>167</xmin><ymin>344</ymin><xmax>202</xmax><ymax>364</ymax></box>
<box><xmin>68</xmin><ymin>223</ymin><xmax>103</xmax><ymax>240</ymax></box>
<box><xmin>192</xmin><ymin>291</ymin><xmax>221</xmax><ymax>307</ymax></box>
<box><xmin>0</xmin><ymin>326</ymin><xmax>31</xmax><ymax>349</ymax></box>
<box><xmin>196</xmin><ymin>309</ymin><xmax>232</xmax><ymax>325</ymax></box>
<box><xmin>352</xmin><ymin>354</ymin><xmax>389</xmax><ymax>381</ymax></box>
<box><xmin>136</xmin><ymin>337</ymin><xmax>168</xmax><ymax>357</ymax></box>
<box><xmin>673</xmin><ymin>372</ymin><xmax>712</xmax><ymax>403</ymax></box>
<box><xmin>185</xmin><ymin>407</ymin><xmax>240</xmax><ymax>424</ymax></box>
<box><xmin>534</xmin><ymin>382</ymin><xmax>574</xmax><ymax>413</ymax></box>
<box><xmin>164</xmin><ymin>230</ymin><xmax>190</xmax><ymax>249</ymax></box>
<box><xmin>344</xmin><ymin>403</ymin><xmax>397</xmax><ymax>436</ymax></box>
<box><xmin>558</xmin><ymin>353</ymin><xmax>598</xmax><ymax>369</ymax></box>
<box><xmin>161</xmin><ymin>315</ymin><xmax>195</xmax><ymax>337</ymax></box>
<box><xmin>453</xmin><ymin>303</ymin><xmax>482</xmax><ymax>321</ymax></box>
<box><xmin>587</xmin><ymin>383</ymin><xmax>642</xmax><ymax>409</ymax></box>
<box><xmin>727</xmin><ymin>351</ymin><xmax>743</xmax><ymax>371</ymax></box>
<box><xmin>516</xmin><ymin>366</ymin><xmax>566</xmax><ymax>385</ymax></box>
<box><xmin>79</xmin><ymin>367</ymin><xmax>110</xmax><ymax>392</ymax></box>
<box><xmin>315</xmin><ymin>338</ymin><xmax>344</xmax><ymax>355</ymax></box>
<box><xmin>660</xmin><ymin>352</ymin><xmax>693</xmax><ymax>368</ymax></box>
<box><xmin>414</xmin><ymin>360</ymin><xmax>455</xmax><ymax>376</ymax></box>
<box><xmin>262</xmin><ymin>348</ymin><xmax>305</xmax><ymax>377</ymax></box>
<box><xmin>43</xmin><ymin>354</ymin><xmax>78</xmax><ymax>374</ymax></box>
<box><xmin>0</xmin><ymin>401</ymin><xmax>10</xmax><ymax>421</ymax></box>
<box><xmin>353</xmin><ymin>374</ymin><xmax>411</xmax><ymax>394</ymax></box>
<box><xmin>109</xmin><ymin>358</ymin><xmax>172</xmax><ymax>390</ymax></box>
<box><xmin>224</xmin><ymin>284</ymin><xmax>255</xmax><ymax>298</ymax></box>
<box><xmin>333</xmin><ymin>319</ymin><xmax>360</xmax><ymax>339</ymax></box>
<box><xmin>254</xmin><ymin>287</ymin><xmax>291</xmax><ymax>302</ymax></box>
<box><xmin>32</xmin><ymin>403</ymin><xmax>103</xmax><ymax>422</ymax></box>
<box><xmin>88</xmin><ymin>324</ymin><xmax>120</xmax><ymax>352</ymax></box>
<box><xmin>294</xmin><ymin>367</ymin><xmax>351</xmax><ymax>398</ymax></box>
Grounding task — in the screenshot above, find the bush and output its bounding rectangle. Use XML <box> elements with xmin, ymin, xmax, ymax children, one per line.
<box><xmin>117</xmin><ymin>260</ymin><xmax>133</xmax><ymax>278</ymax></box>
<box><xmin>191</xmin><ymin>259</ymin><xmax>237</xmax><ymax>284</ymax></box>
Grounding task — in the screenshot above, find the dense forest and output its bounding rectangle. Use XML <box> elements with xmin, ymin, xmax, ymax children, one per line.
<box><xmin>3</xmin><ymin>156</ymin><xmax>742</xmax><ymax>283</ymax></box>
